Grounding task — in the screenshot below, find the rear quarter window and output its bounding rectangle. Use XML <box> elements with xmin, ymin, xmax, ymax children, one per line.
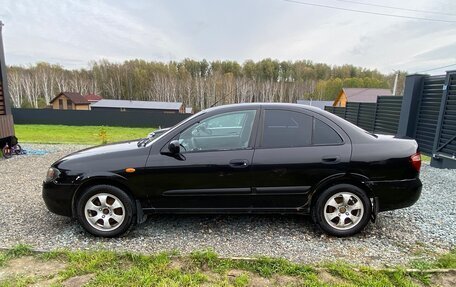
<box><xmin>313</xmin><ymin>118</ymin><xmax>343</xmax><ymax>145</ymax></box>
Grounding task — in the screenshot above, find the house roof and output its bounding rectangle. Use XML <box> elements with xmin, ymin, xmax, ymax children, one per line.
<box><xmin>84</xmin><ymin>94</ymin><xmax>103</xmax><ymax>102</ymax></box>
<box><xmin>296</xmin><ymin>100</ymin><xmax>333</xmax><ymax>110</ymax></box>
<box><xmin>50</xmin><ymin>92</ymin><xmax>90</xmax><ymax>105</ymax></box>
<box><xmin>91</xmin><ymin>99</ymin><xmax>183</xmax><ymax>110</ymax></box>
<box><xmin>342</xmin><ymin>88</ymin><xmax>392</xmax><ymax>103</ymax></box>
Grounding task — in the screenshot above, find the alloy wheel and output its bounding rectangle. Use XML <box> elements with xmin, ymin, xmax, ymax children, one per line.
<box><xmin>84</xmin><ymin>193</ymin><xmax>125</xmax><ymax>231</ymax></box>
<box><xmin>323</xmin><ymin>192</ymin><xmax>364</xmax><ymax>230</ymax></box>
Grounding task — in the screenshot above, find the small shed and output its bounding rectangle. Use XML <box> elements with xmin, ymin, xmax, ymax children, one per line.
<box><xmin>333</xmin><ymin>88</ymin><xmax>392</xmax><ymax>107</ymax></box>
<box><xmin>0</xmin><ymin>21</ymin><xmax>15</xmax><ymax>147</ymax></box>
<box><xmin>91</xmin><ymin>99</ymin><xmax>186</xmax><ymax>113</ymax></box>
<box><xmin>50</xmin><ymin>92</ymin><xmax>91</xmax><ymax>110</ymax></box>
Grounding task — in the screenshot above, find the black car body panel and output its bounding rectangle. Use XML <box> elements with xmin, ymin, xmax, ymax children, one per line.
<box><xmin>43</xmin><ymin>103</ymin><xmax>422</xmax><ymax>218</ymax></box>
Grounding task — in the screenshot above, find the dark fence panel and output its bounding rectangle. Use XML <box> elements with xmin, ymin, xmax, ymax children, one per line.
<box><xmin>374</xmin><ymin>96</ymin><xmax>403</xmax><ymax>134</ymax></box>
<box><xmin>414</xmin><ymin>75</ymin><xmax>446</xmax><ymax>154</ymax></box>
<box><xmin>358</xmin><ymin>103</ymin><xmax>377</xmax><ymax>132</ymax></box>
<box><xmin>324</xmin><ymin>97</ymin><xmax>402</xmax><ymax>135</ymax></box>
<box><xmin>333</xmin><ymin>107</ymin><xmax>346</xmax><ymax>118</ymax></box>
<box><xmin>12</xmin><ymin>108</ymin><xmax>191</xmax><ymax>128</ymax></box>
<box><xmin>343</xmin><ymin>102</ymin><xmax>378</xmax><ymax>133</ymax></box>
<box><xmin>345</xmin><ymin>102</ymin><xmax>360</xmax><ymax>125</ymax></box>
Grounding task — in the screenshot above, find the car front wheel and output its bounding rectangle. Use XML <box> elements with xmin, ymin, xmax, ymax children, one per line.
<box><xmin>76</xmin><ymin>185</ymin><xmax>135</xmax><ymax>237</ymax></box>
<box><xmin>312</xmin><ymin>184</ymin><xmax>371</xmax><ymax>237</ymax></box>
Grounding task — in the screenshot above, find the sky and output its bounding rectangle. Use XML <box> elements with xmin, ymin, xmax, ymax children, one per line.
<box><xmin>1</xmin><ymin>0</ymin><xmax>455</xmax><ymax>75</ymax></box>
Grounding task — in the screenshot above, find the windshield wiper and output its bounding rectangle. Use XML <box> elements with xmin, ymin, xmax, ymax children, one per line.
<box><xmin>137</xmin><ymin>138</ymin><xmax>150</xmax><ymax>147</ymax></box>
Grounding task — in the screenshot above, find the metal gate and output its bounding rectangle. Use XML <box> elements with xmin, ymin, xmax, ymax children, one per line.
<box><xmin>432</xmin><ymin>71</ymin><xmax>456</xmax><ymax>166</ymax></box>
<box><xmin>414</xmin><ymin>75</ymin><xmax>446</xmax><ymax>155</ymax></box>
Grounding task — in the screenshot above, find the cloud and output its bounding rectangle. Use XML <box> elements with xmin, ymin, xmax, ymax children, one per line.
<box><xmin>1</xmin><ymin>0</ymin><xmax>455</xmax><ymax>74</ymax></box>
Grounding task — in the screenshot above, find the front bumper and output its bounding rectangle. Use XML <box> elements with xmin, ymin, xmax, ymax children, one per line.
<box><xmin>369</xmin><ymin>178</ymin><xmax>422</xmax><ymax>212</ymax></box>
<box><xmin>42</xmin><ymin>181</ymin><xmax>77</xmax><ymax>217</ymax></box>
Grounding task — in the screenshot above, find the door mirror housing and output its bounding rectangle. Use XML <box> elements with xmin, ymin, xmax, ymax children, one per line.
<box><xmin>168</xmin><ymin>140</ymin><xmax>180</xmax><ymax>154</ymax></box>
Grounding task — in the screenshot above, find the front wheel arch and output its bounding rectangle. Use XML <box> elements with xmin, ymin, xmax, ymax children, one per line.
<box><xmin>71</xmin><ymin>178</ymin><xmax>136</xmax><ymax>218</ymax></box>
<box><xmin>75</xmin><ymin>184</ymin><xmax>135</xmax><ymax>237</ymax></box>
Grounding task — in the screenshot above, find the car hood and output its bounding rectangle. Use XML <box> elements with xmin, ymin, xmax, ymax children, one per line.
<box><xmin>66</xmin><ymin>140</ymin><xmax>141</xmax><ymax>159</ymax></box>
<box><xmin>53</xmin><ymin>140</ymin><xmax>149</xmax><ymax>170</ymax></box>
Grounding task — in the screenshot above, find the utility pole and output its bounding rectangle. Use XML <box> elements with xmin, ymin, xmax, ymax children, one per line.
<box><xmin>392</xmin><ymin>70</ymin><xmax>400</xmax><ymax>96</ymax></box>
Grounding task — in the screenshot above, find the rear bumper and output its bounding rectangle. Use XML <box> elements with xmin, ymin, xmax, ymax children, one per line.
<box><xmin>369</xmin><ymin>178</ymin><xmax>422</xmax><ymax>212</ymax></box>
<box><xmin>42</xmin><ymin>181</ymin><xmax>76</xmax><ymax>217</ymax></box>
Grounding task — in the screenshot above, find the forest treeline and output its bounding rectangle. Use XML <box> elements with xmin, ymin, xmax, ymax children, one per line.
<box><xmin>7</xmin><ymin>59</ymin><xmax>405</xmax><ymax>111</ymax></box>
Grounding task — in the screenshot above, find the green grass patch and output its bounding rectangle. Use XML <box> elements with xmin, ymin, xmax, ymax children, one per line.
<box><xmin>0</xmin><ymin>244</ymin><xmax>33</xmax><ymax>267</ymax></box>
<box><xmin>15</xmin><ymin>124</ymin><xmax>155</xmax><ymax>145</ymax></box>
<box><xmin>411</xmin><ymin>248</ymin><xmax>456</xmax><ymax>270</ymax></box>
<box><xmin>0</xmin><ymin>275</ymin><xmax>36</xmax><ymax>287</ymax></box>
<box><xmin>0</xmin><ymin>245</ymin><xmax>455</xmax><ymax>286</ymax></box>
<box><xmin>435</xmin><ymin>249</ymin><xmax>456</xmax><ymax>268</ymax></box>
<box><xmin>189</xmin><ymin>249</ymin><xmax>314</xmax><ymax>278</ymax></box>
<box><xmin>421</xmin><ymin>154</ymin><xmax>432</xmax><ymax>163</ymax></box>
<box><xmin>0</xmin><ymin>253</ymin><xmax>8</xmax><ymax>267</ymax></box>
<box><xmin>6</xmin><ymin>244</ymin><xmax>33</xmax><ymax>258</ymax></box>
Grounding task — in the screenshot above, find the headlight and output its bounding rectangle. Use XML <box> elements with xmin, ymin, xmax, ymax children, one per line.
<box><xmin>45</xmin><ymin>167</ymin><xmax>60</xmax><ymax>182</ymax></box>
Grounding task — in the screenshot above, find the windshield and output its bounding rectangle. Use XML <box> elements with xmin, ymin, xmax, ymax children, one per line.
<box><xmin>144</xmin><ymin>110</ymin><xmax>206</xmax><ymax>146</ymax></box>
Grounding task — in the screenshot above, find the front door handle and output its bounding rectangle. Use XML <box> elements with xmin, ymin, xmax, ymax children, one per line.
<box><xmin>321</xmin><ymin>156</ymin><xmax>341</xmax><ymax>164</ymax></box>
<box><xmin>229</xmin><ymin>159</ymin><xmax>249</xmax><ymax>168</ymax></box>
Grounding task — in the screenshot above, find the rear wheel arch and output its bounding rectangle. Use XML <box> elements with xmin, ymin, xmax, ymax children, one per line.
<box><xmin>309</xmin><ymin>173</ymin><xmax>374</xmax><ymax>208</ymax></box>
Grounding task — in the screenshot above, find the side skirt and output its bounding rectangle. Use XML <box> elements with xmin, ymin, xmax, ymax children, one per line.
<box><xmin>142</xmin><ymin>207</ymin><xmax>309</xmax><ymax>215</ymax></box>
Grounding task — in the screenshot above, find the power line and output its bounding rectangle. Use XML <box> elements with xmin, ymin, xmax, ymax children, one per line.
<box><xmin>417</xmin><ymin>63</ymin><xmax>456</xmax><ymax>73</ymax></box>
<box><xmin>333</xmin><ymin>0</ymin><xmax>456</xmax><ymax>17</ymax></box>
<box><xmin>282</xmin><ymin>0</ymin><xmax>456</xmax><ymax>23</ymax></box>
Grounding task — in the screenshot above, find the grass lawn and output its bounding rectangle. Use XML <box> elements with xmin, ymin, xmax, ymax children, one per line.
<box><xmin>14</xmin><ymin>124</ymin><xmax>155</xmax><ymax>145</ymax></box>
<box><xmin>0</xmin><ymin>245</ymin><xmax>454</xmax><ymax>287</ymax></box>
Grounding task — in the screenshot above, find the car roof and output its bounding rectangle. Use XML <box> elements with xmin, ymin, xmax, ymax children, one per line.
<box><xmin>203</xmin><ymin>103</ymin><xmax>375</xmax><ymax>143</ymax></box>
<box><xmin>205</xmin><ymin>102</ymin><xmax>323</xmax><ymax>113</ymax></box>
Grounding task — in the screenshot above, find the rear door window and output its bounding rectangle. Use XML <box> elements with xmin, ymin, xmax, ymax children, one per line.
<box><xmin>261</xmin><ymin>110</ymin><xmax>312</xmax><ymax>148</ymax></box>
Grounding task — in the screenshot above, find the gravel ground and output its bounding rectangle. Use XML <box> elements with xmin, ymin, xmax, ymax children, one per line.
<box><xmin>0</xmin><ymin>143</ymin><xmax>454</xmax><ymax>266</ymax></box>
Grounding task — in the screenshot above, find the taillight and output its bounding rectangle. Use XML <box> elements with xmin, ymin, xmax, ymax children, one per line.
<box><xmin>410</xmin><ymin>152</ymin><xmax>421</xmax><ymax>172</ymax></box>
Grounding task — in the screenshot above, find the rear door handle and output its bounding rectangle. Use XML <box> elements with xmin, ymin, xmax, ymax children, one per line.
<box><xmin>229</xmin><ymin>159</ymin><xmax>249</xmax><ymax>168</ymax></box>
<box><xmin>321</xmin><ymin>156</ymin><xmax>341</xmax><ymax>164</ymax></box>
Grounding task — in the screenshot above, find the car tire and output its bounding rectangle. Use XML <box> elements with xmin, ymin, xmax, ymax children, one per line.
<box><xmin>311</xmin><ymin>184</ymin><xmax>371</xmax><ymax>237</ymax></box>
<box><xmin>2</xmin><ymin>146</ymin><xmax>12</xmax><ymax>159</ymax></box>
<box><xmin>76</xmin><ymin>185</ymin><xmax>135</xmax><ymax>237</ymax></box>
<box><xmin>14</xmin><ymin>144</ymin><xmax>22</xmax><ymax>155</ymax></box>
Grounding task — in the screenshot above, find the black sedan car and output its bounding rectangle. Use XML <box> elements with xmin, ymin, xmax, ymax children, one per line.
<box><xmin>43</xmin><ymin>103</ymin><xmax>422</xmax><ymax>237</ymax></box>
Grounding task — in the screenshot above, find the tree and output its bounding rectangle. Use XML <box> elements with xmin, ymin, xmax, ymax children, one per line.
<box><xmin>6</xmin><ymin>59</ymin><xmax>396</xmax><ymax>109</ymax></box>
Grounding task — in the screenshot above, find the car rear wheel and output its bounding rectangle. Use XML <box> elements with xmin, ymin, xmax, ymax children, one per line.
<box><xmin>14</xmin><ymin>144</ymin><xmax>22</xmax><ymax>155</ymax></box>
<box><xmin>312</xmin><ymin>184</ymin><xmax>371</xmax><ymax>237</ymax></box>
<box><xmin>76</xmin><ymin>185</ymin><xmax>135</xmax><ymax>237</ymax></box>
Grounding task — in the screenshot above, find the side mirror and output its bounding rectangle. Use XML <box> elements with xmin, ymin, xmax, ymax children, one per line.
<box><xmin>168</xmin><ymin>140</ymin><xmax>180</xmax><ymax>154</ymax></box>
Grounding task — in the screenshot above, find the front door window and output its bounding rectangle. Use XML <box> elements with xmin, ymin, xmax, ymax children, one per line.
<box><xmin>178</xmin><ymin>110</ymin><xmax>257</xmax><ymax>152</ymax></box>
